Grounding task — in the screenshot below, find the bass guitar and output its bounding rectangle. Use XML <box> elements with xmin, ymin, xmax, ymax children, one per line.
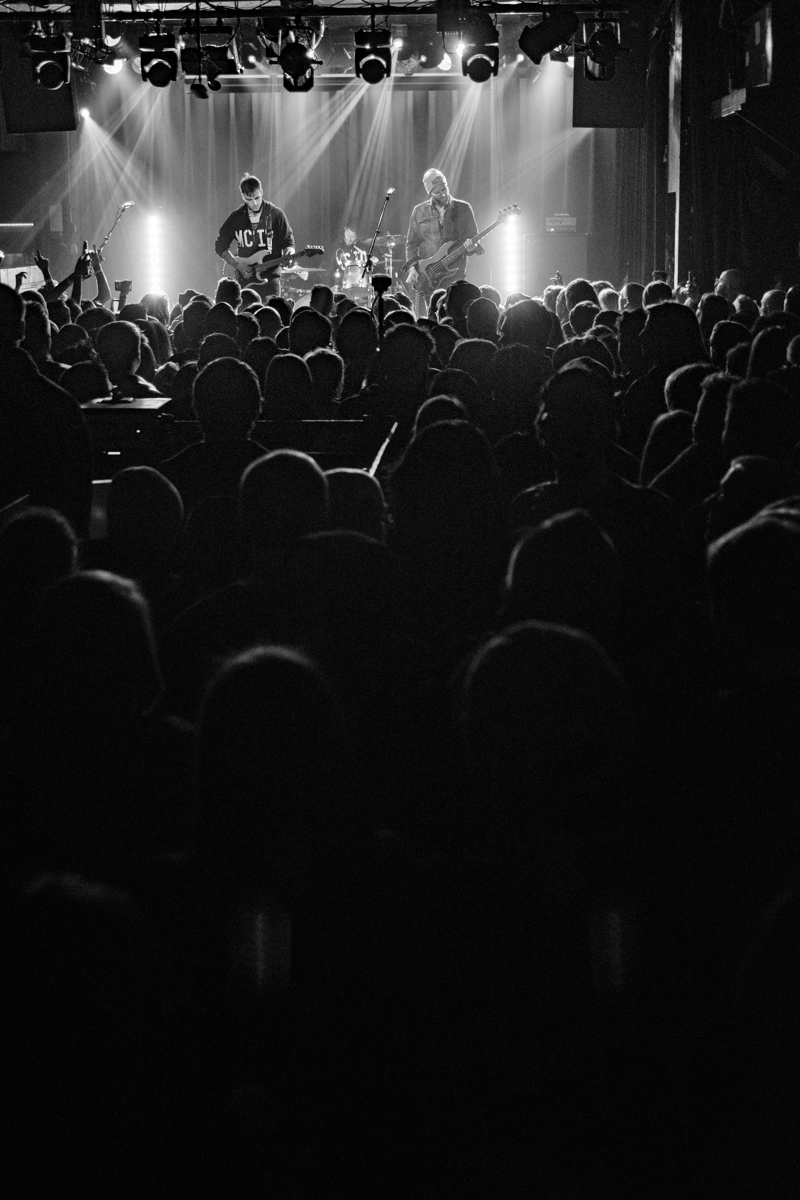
<box><xmin>230</xmin><ymin>245</ymin><xmax>324</xmax><ymax>284</ymax></box>
<box><xmin>409</xmin><ymin>205</ymin><xmax>520</xmax><ymax>294</ymax></box>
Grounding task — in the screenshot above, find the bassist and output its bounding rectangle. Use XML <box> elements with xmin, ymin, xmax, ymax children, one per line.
<box><xmin>405</xmin><ymin>168</ymin><xmax>482</xmax><ymax>312</ymax></box>
<box><xmin>214</xmin><ymin>173</ymin><xmax>296</xmax><ymax>298</ymax></box>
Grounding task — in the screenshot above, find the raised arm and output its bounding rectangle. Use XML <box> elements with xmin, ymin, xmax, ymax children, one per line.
<box><xmin>89</xmin><ymin>244</ymin><xmax>112</xmax><ymax>308</ymax></box>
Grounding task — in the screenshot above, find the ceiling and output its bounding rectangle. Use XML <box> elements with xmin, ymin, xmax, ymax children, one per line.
<box><xmin>0</xmin><ymin>1</ymin><xmax>637</xmax><ymax>21</ymax></box>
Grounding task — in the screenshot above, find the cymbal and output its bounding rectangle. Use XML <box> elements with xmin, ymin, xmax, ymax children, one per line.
<box><xmin>279</xmin><ymin>266</ymin><xmax>327</xmax><ymax>275</ymax></box>
<box><xmin>374</xmin><ymin>234</ymin><xmax>406</xmax><ymax>247</ymax></box>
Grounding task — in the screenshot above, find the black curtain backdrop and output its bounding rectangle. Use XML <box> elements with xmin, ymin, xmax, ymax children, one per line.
<box><xmin>612</xmin><ymin>19</ymin><xmax>670</xmax><ymax>288</ymax></box>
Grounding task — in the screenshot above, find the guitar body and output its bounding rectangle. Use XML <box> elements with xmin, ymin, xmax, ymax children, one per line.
<box><xmin>417</xmin><ymin>241</ymin><xmax>464</xmax><ymax>293</ymax></box>
<box><xmin>230</xmin><ymin>246</ymin><xmax>324</xmax><ymax>284</ymax></box>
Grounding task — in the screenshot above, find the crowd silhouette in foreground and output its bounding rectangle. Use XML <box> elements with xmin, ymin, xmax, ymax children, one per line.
<box><xmin>1</xmin><ymin>253</ymin><xmax>799</xmax><ymax>1196</ymax></box>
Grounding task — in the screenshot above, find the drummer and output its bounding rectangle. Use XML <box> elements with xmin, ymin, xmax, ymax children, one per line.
<box><xmin>334</xmin><ymin>226</ymin><xmax>367</xmax><ymax>292</ymax></box>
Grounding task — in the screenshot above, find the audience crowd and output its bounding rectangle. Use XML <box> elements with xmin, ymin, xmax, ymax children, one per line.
<box><xmin>1</xmin><ymin>248</ymin><xmax>799</xmax><ymax>1195</ymax></box>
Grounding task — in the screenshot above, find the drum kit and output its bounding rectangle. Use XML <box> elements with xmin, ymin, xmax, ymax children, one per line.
<box><xmin>334</xmin><ymin>234</ymin><xmax>407</xmax><ymax>301</ymax></box>
<box><xmin>280</xmin><ymin>234</ymin><xmax>408</xmax><ymax>302</ymax></box>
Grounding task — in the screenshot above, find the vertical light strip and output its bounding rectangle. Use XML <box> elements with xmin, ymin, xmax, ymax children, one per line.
<box><xmin>147</xmin><ymin>212</ymin><xmax>162</xmax><ymax>293</ymax></box>
<box><xmin>500</xmin><ymin>210</ymin><xmax>523</xmax><ymax>298</ymax></box>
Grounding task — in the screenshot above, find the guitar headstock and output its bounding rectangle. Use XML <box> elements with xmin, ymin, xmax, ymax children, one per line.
<box><xmin>295</xmin><ymin>245</ymin><xmax>325</xmax><ymax>259</ymax></box>
<box><xmin>497</xmin><ymin>205</ymin><xmax>521</xmax><ymax>223</ymax></box>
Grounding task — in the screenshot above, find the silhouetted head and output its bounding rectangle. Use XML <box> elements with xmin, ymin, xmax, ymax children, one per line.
<box><xmin>500</xmin><ymin>508</ymin><xmax>621</xmax><ymax>643</ymax></box>
<box><xmin>722</xmin><ymin>378</ymin><xmax>792</xmax><ymax>461</ymax></box>
<box><xmin>26</xmin><ymin>571</ymin><xmax>163</xmax><ymax>721</ymax></box>
<box><xmin>214</xmin><ymin>277</ymin><xmax>241</xmax><ymax>309</ymax></box>
<box><xmin>289</xmin><ymin>307</ymin><xmax>332</xmax><ymax>356</ymax></box>
<box><xmin>197</xmin><ymin>645</ymin><xmax>346</xmax><ymax>864</ymax></box>
<box><xmin>748</xmin><ymin>325</ymin><xmax>791</xmax><ymax>379</ymax></box>
<box><xmin>707</xmin><ymin>511</ymin><xmax>800</xmax><ymax>651</ymax></box>
<box><xmin>640</xmin><ymin>301</ymin><xmax>708</xmax><ymax>371</ymax></box>
<box><xmin>239</xmin><ymin>449</ymin><xmax>328</xmax><ymax>551</ymax></box>
<box><xmin>263</xmin><ymin>352</ymin><xmax>314</xmax><ymax>417</ymax></box>
<box><xmin>193</xmin><ymin>357</ymin><xmax>261</xmax><ymax>438</ymax></box>
<box><xmin>664</xmin><ymin>362</ymin><xmax>717</xmax><ymax>413</ymax></box>
<box><xmin>106</xmin><ymin>466</ymin><xmax>183</xmax><ymax>563</ymax></box>
<box><xmin>536</xmin><ymin>364</ymin><xmax>612</xmax><ymax>475</ymax></box>
<box><xmin>466</xmin><ymin>296</ymin><xmax>500</xmax><ymax>341</ymax></box>
<box><xmin>499</xmin><ymin>298</ymin><xmax>552</xmax><ymax>353</ymax></box>
<box><xmin>705</xmin><ymin>455</ymin><xmax>800</xmax><ymax>544</ymax></box>
<box><xmin>325</xmin><ymin>468</ymin><xmax>386</xmax><ymax>540</ymax></box>
<box><xmin>0</xmin><ymin>506</ymin><xmax>77</xmax><ymax>611</ymax></box>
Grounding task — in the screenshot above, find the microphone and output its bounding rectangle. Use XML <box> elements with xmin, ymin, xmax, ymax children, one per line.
<box><xmin>120</xmin><ymin>202</ymin><xmax>135</xmax><ymax>210</ymax></box>
<box><xmin>386</xmin><ymin>188</ymin><xmax>395</xmax><ymax>197</ymax></box>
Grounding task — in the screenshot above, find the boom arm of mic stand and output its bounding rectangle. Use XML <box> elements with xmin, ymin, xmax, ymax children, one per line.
<box><xmin>361</xmin><ymin>188</ymin><xmax>395</xmax><ymax>284</ymax></box>
<box><xmin>96</xmin><ymin>205</ymin><xmax>131</xmax><ymax>255</ymax></box>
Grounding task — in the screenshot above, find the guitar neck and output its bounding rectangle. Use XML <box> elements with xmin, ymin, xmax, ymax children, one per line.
<box><xmin>441</xmin><ymin>217</ymin><xmax>506</xmax><ymax>270</ymax></box>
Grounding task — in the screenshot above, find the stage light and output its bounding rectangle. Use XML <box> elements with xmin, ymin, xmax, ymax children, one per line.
<box><xmin>276</xmin><ymin>34</ymin><xmax>322</xmax><ymax>92</ymax></box>
<box><xmin>354</xmin><ymin>28</ymin><xmax>392</xmax><ymax>85</ymax></box>
<box><xmin>461</xmin><ymin>12</ymin><xmax>499</xmax><ymax>82</ymax></box>
<box><xmin>418</xmin><ymin>37</ymin><xmax>449</xmax><ymax>70</ymax></box>
<box><xmin>182</xmin><ymin>42</ymin><xmax>242</xmax><ymax>82</ymax></box>
<box><xmin>139</xmin><ymin>35</ymin><xmax>179</xmax><ymax>88</ymax></box>
<box><xmin>79</xmin><ymin>106</ymin><xmax>90</xmax><ymax>118</ymax></box>
<box><xmin>103</xmin><ymin>52</ymin><xmax>126</xmax><ymax>74</ymax></box>
<box><xmin>240</xmin><ymin>38</ymin><xmax>264</xmax><ymax>69</ymax></box>
<box><xmin>104</xmin><ymin>23</ymin><xmax>123</xmax><ymax>49</ymax></box>
<box><xmin>518</xmin><ymin>10</ymin><xmax>578</xmax><ymax>65</ymax></box>
<box><xmin>583</xmin><ymin>19</ymin><xmax>623</xmax><ymax>82</ymax></box>
<box><xmin>30</xmin><ymin>33</ymin><xmax>72</xmax><ymax>90</ymax></box>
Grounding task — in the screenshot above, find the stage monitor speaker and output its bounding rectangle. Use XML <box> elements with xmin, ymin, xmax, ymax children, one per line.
<box><xmin>0</xmin><ymin>36</ymin><xmax>78</xmax><ymax>133</ymax></box>
<box><xmin>572</xmin><ymin>15</ymin><xmax>647</xmax><ymax>129</ymax></box>
<box><xmin>524</xmin><ymin>233</ymin><xmax>588</xmax><ymax>295</ymax></box>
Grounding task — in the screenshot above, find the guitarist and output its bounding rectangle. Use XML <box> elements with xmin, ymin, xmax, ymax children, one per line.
<box><xmin>214</xmin><ymin>173</ymin><xmax>296</xmax><ymax>299</ymax></box>
<box><xmin>405</xmin><ymin>168</ymin><xmax>483</xmax><ymax>313</ymax></box>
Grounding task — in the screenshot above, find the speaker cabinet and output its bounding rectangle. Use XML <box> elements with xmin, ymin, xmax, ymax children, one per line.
<box><xmin>524</xmin><ymin>234</ymin><xmax>589</xmax><ymax>295</ymax></box>
<box><xmin>0</xmin><ymin>36</ymin><xmax>78</xmax><ymax>134</ymax></box>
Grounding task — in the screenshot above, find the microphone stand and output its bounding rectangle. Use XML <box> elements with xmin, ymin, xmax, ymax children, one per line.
<box><xmin>97</xmin><ymin>204</ymin><xmax>133</xmax><ymax>255</ymax></box>
<box><xmin>362</xmin><ymin>188</ymin><xmax>395</xmax><ymax>343</ymax></box>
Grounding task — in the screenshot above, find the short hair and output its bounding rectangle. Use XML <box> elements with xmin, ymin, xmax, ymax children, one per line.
<box><xmin>643</xmin><ymin>280</ymin><xmax>673</xmax><ymax>307</ymax></box>
<box><xmin>96</xmin><ymin>320</ymin><xmax>141</xmax><ymax>368</ymax></box>
<box><xmin>204</xmin><ymin>301</ymin><xmax>239</xmax><ymax>340</ymax></box>
<box><xmin>239</xmin><ymin>450</ymin><xmax>329</xmax><ymax>545</ymax></box>
<box><xmin>193</xmin><ymin>357</ymin><xmax>261</xmax><ymax>435</ymax></box>
<box><xmin>197</xmin><ymin>332</ymin><xmax>241</xmax><ymax>368</ymax></box>
<box><xmin>240</xmin><ymin>174</ymin><xmax>261</xmax><ymax>195</ymax></box>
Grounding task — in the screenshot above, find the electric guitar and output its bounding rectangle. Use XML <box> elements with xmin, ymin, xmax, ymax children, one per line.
<box><xmin>229</xmin><ymin>245</ymin><xmax>324</xmax><ymax>284</ymax></box>
<box><xmin>409</xmin><ymin>206</ymin><xmax>521</xmax><ymax>294</ymax></box>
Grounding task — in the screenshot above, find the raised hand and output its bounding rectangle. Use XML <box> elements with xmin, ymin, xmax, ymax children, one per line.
<box><xmin>34</xmin><ymin>249</ymin><xmax>51</xmax><ymax>277</ymax></box>
<box><xmin>90</xmin><ymin>243</ymin><xmax>104</xmax><ymax>272</ymax></box>
<box><xmin>15</xmin><ymin>271</ymin><xmax>28</xmax><ymax>290</ymax></box>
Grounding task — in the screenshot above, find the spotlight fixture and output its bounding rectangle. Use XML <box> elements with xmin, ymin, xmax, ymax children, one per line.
<box><xmin>274</xmin><ymin>29</ymin><xmax>322</xmax><ymax>91</ymax></box>
<box><xmin>582</xmin><ymin>19</ymin><xmax>624</xmax><ymax>81</ymax></box>
<box><xmin>30</xmin><ymin>33</ymin><xmax>72</xmax><ymax>90</ymax></box>
<box><xmin>461</xmin><ymin>11</ymin><xmax>499</xmax><ymax>82</ymax></box>
<box><xmin>518</xmin><ymin>9</ymin><xmax>579</xmax><ymax>65</ymax></box>
<box><xmin>104</xmin><ymin>22</ymin><xmax>124</xmax><ymax>49</ymax></box>
<box><xmin>181</xmin><ymin>42</ymin><xmax>242</xmax><ymax>80</ymax></box>
<box><xmin>417</xmin><ymin>37</ymin><xmax>449</xmax><ymax>70</ymax></box>
<box><xmin>103</xmin><ymin>51</ymin><xmax>126</xmax><ymax>74</ymax></box>
<box><xmin>139</xmin><ymin>35</ymin><xmax>179</xmax><ymax>88</ymax></box>
<box><xmin>354</xmin><ymin>26</ymin><xmax>392</xmax><ymax>85</ymax></box>
<box><xmin>240</xmin><ymin>37</ymin><xmax>265</xmax><ymax>69</ymax></box>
